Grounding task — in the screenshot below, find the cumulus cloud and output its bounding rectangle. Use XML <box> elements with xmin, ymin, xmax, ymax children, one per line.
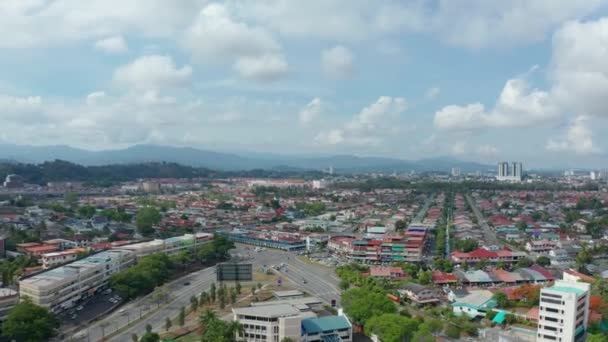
<box><xmin>94</xmin><ymin>36</ymin><xmax>128</xmax><ymax>54</ymax></box>
<box><xmin>0</xmin><ymin>0</ymin><xmax>200</xmax><ymax>48</ymax></box>
<box><xmin>550</xmin><ymin>17</ymin><xmax>608</xmax><ymax>118</ymax></box>
<box><xmin>316</xmin><ymin>96</ymin><xmax>407</xmax><ymax>146</ymax></box>
<box><xmin>113</xmin><ymin>55</ymin><xmax>192</xmax><ymax>90</ymax></box>
<box><xmin>233</xmin><ymin>54</ymin><xmax>289</xmax><ymax>82</ymax></box>
<box><xmin>434</xmin><ymin>77</ymin><xmax>557</xmax><ymax>130</ymax></box>
<box><xmin>86</xmin><ymin>91</ymin><xmax>106</xmax><ymax>105</ymax></box>
<box><xmin>546</xmin><ymin>116</ymin><xmax>598</xmax><ymax>154</ymax></box>
<box><xmin>183</xmin><ymin>3</ymin><xmax>281</xmax><ymax>62</ymax></box>
<box><xmin>299</xmin><ymin>98</ymin><xmax>323</xmax><ymax>125</ymax></box>
<box><xmin>322</xmin><ymin>45</ymin><xmax>355</xmax><ymax>80</ymax></box>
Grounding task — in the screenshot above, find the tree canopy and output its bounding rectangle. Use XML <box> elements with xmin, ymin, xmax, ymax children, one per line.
<box><xmin>364</xmin><ymin>313</ymin><xmax>419</xmax><ymax>342</ymax></box>
<box><xmin>2</xmin><ymin>297</ymin><xmax>59</xmax><ymax>342</ymax></box>
<box><xmin>342</xmin><ymin>288</ymin><xmax>396</xmax><ymax>325</ymax></box>
<box><xmin>136</xmin><ymin>206</ymin><xmax>161</xmax><ymax>236</ymax></box>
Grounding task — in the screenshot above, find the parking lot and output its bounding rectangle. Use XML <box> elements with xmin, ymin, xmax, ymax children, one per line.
<box><xmin>59</xmin><ymin>290</ymin><xmax>124</xmax><ymax>329</ymax></box>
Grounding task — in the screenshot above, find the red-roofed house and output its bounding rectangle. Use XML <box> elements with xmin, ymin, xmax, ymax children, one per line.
<box><xmin>432</xmin><ymin>271</ymin><xmax>458</xmax><ymax>284</ymax></box>
<box><xmin>369</xmin><ymin>266</ymin><xmax>406</xmax><ymax>279</ymax></box>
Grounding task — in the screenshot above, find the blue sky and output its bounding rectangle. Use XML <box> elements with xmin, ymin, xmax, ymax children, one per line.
<box><xmin>2</xmin><ymin>1</ymin><xmax>608</xmax><ymax>168</ymax></box>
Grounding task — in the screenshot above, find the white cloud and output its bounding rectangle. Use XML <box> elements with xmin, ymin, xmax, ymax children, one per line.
<box><xmin>299</xmin><ymin>98</ymin><xmax>323</xmax><ymax>125</ymax></box>
<box><xmin>431</xmin><ymin>1</ymin><xmax>602</xmax><ymax>49</ymax></box>
<box><xmin>550</xmin><ymin>17</ymin><xmax>608</xmax><ymax>118</ymax></box>
<box><xmin>183</xmin><ymin>3</ymin><xmax>281</xmax><ymax>62</ymax></box>
<box><xmin>86</xmin><ymin>91</ymin><xmax>106</xmax><ymax>105</ymax></box>
<box><xmin>314</xmin><ymin>129</ymin><xmax>344</xmax><ymax>145</ymax></box>
<box><xmin>546</xmin><ymin>116</ymin><xmax>598</xmax><ymax>154</ymax></box>
<box><xmin>321</xmin><ymin>45</ymin><xmax>355</xmax><ymax>80</ymax></box>
<box><xmin>113</xmin><ymin>55</ymin><xmax>192</xmax><ymax>90</ymax></box>
<box><xmin>137</xmin><ymin>90</ymin><xmax>177</xmax><ymax>106</ymax></box>
<box><xmin>425</xmin><ymin>87</ymin><xmax>441</xmax><ymax>100</ymax></box>
<box><xmin>434</xmin><ymin>77</ymin><xmax>557</xmax><ymax>130</ymax></box>
<box><xmin>94</xmin><ymin>35</ymin><xmax>128</xmax><ymax>54</ymax></box>
<box><xmin>0</xmin><ymin>0</ymin><xmax>200</xmax><ymax>48</ymax></box>
<box><xmin>316</xmin><ymin>96</ymin><xmax>407</xmax><ymax>146</ymax></box>
<box><xmin>451</xmin><ymin>141</ymin><xmax>466</xmax><ymax>155</ymax></box>
<box><xmin>233</xmin><ymin>54</ymin><xmax>289</xmax><ymax>82</ymax></box>
<box><xmin>476</xmin><ymin>144</ymin><xmax>499</xmax><ymax>157</ymax></box>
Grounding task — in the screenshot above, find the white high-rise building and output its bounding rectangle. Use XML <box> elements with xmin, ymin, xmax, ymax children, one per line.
<box><xmin>496</xmin><ymin>162</ymin><xmax>523</xmax><ymax>182</ymax></box>
<box><xmin>451</xmin><ymin>167</ymin><xmax>461</xmax><ymax>177</ymax></box>
<box><xmin>537</xmin><ymin>280</ymin><xmax>590</xmax><ymax>342</ymax></box>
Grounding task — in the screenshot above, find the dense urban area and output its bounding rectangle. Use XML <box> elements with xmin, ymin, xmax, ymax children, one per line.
<box><xmin>0</xmin><ymin>161</ymin><xmax>607</xmax><ymax>342</ymax></box>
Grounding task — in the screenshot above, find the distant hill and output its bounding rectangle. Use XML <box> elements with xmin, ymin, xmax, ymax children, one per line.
<box><xmin>0</xmin><ymin>144</ymin><xmax>492</xmax><ymax>172</ymax></box>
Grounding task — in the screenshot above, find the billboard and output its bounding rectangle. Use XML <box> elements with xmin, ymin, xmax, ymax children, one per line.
<box><xmin>216</xmin><ymin>263</ymin><xmax>253</xmax><ymax>281</ymax></box>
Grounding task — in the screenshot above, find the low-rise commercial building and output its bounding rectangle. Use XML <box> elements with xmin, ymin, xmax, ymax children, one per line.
<box><xmin>19</xmin><ymin>250</ymin><xmax>135</xmax><ymax>313</ymax></box>
<box><xmin>232</xmin><ymin>303</ymin><xmax>352</xmax><ymax>342</ymax></box>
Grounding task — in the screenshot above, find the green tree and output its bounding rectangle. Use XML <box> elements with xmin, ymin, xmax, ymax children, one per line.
<box><xmin>191</xmin><ymin>295</ymin><xmax>199</xmax><ymax>312</ymax></box>
<box><xmin>412</xmin><ymin>330</ymin><xmax>435</xmax><ymax>342</ymax></box>
<box><xmin>444</xmin><ymin>324</ymin><xmax>461</xmax><ymax>339</ymax></box>
<box><xmin>219</xmin><ymin>293</ymin><xmax>226</xmax><ymax>309</ymax></box>
<box><xmin>455</xmin><ymin>239</ymin><xmax>479</xmax><ymax>252</ymax></box>
<box><xmin>140</xmin><ymin>331</ymin><xmax>160</xmax><ymax>342</ymax></box>
<box><xmin>136</xmin><ymin>206</ymin><xmax>161</xmax><ymax>236</ymax></box>
<box><xmin>536</xmin><ymin>256</ymin><xmax>551</xmax><ymax>267</ymax></box>
<box><xmin>1</xmin><ymin>297</ymin><xmax>59</xmax><ymax>342</ymax></box>
<box><xmin>364</xmin><ymin>313</ymin><xmax>419</xmax><ymax>342</ymax></box>
<box><xmin>235</xmin><ymin>282</ymin><xmax>241</xmax><ymax>295</ymax></box>
<box><xmin>516</xmin><ymin>257</ymin><xmax>533</xmax><ymax>268</ymax></box>
<box><xmin>493</xmin><ymin>292</ymin><xmax>510</xmax><ymax>308</ymax></box>
<box><xmin>587</xmin><ymin>334</ymin><xmax>608</xmax><ymax>342</ymax></box>
<box><xmin>342</xmin><ymin>288</ymin><xmax>396</xmax><ymax>326</ymax></box>
<box><xmin>339</xmin><ymin>279</ymin><xmax>350</xmax><ymax>291</ymax></box>
<box><xmin>210</xmin><ymin>283</ymin><xmax>217</xmax><ymax>303</ymax></box>
<box><xmin>395</xmin><ymin>220</ymin><xmax>408</xmax><ymax>232</ymax></box>
<box><xmin>417</xmin><ymin>271</ymin><xmax>432</xmax><ymax>285</ymax></box>
<box><xmin>131</xmin><ymin>333</ymin><xmax>138</xmax><ymax>342</ymax></box>
<box><xmin>165</xmin><ymin>317</ymin><xmax>172</xmax><ymax>331</ymax></box>
<box><xmin>64</xmin><ymin>192</ymin><xmax>78</xmax><ymax>207</ymax></box>
<box><xmin>230</xmin><ymin>287</ymin><xmax>237</xmax><ymax>304</ymax></box>
<box><xmin>178</xmin><ymin>307</ymin><xmax>185</xmax><ymax>326</ymax></box>
<box><xmin>200</xmin><ymin>291</ymin><xmax>209</xmax><ymax>307</ymax></box>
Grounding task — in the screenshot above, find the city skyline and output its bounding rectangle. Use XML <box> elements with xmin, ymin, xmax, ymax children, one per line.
<box><xmin>2</xmin><ymin>1</ymin><xmax>608</xmax><ymax>168</ymax></box>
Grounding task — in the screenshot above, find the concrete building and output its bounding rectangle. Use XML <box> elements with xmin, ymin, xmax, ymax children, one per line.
<box><xmin>233</xmin><ymin>303</ymin><xmax>352</xmax><ymax>342</ymax></box>
<box><xmin>451</xmin><ymin>167</ymin><xmax>461</xmax><ymax>177</ymax></box>
<box><xmin>19</xmin><ymin>250</ymin><xmax>135</xmax><ymax>313</ymax></box>
<box><xmin>496</xmin><ymin>162</ymin><xmax>523</xmax><ymax>182</ymax></box>
<box><xmin>0</xmin><ymin>288</ymin><xmax>18</xmax><ymax>321</ymax></box>
<box><xmin>41</xmin><ymin>250</ymin><xmax>80</xmax><ymax>269</ymax></box>
<box><xmin>113</xmin><ymin>233</ymin><xmax>212</xmax><ymax>258</ymax></box>
<box><xmin>141</xmin><ymin>181</ymin><xmax>161</xmax><ymax>193</ymax></box>
<box><xmin>537</xmin><ymin>280</ymin><xmax>590</xmax><ymax>342</ymax></box>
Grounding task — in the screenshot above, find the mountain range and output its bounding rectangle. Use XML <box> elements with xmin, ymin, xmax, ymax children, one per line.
<box><xmin>0</xmin><ymin>144</ymin><xmax>493</xmax><ymax>173</ymax></box>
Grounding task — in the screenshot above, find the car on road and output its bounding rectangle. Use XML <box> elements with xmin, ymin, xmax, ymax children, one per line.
<box><xmin>183</xmin><ymin>281</ymin><xmax>191</xmax><ymax>286</ymax></box>
<box><xmin>70</xmin><ymin>314</ymin><xmax>77</xmax><ymax>320</ymax></box>
<box><xmin>76</xmin><ymin>306</ymin><xmax>83</xmax><ymax>311</ymax></box>
<box><xmin>118</xmin><ymin>309</ymin><xmax>125</xmax><ymax>314</ymax></box>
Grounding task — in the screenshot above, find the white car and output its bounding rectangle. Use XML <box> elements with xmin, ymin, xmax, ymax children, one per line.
<box><xmin>76</xmin><ymin>306</ymin><xmax>83</xmax><ymax>311</ymax></box>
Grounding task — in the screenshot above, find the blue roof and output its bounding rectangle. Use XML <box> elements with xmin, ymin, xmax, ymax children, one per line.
<box><xmin>302</xmin><ymin>316</ymin><xmax>350</xmax><ymax>334</ymax></box>
<box><xmin>492</xmin><ymin>311</ymin><xmax>507</xmax><ymax>324</ymax></box>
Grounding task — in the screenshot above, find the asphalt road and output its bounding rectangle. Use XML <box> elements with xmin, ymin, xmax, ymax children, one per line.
<box><xmin>69</xmin><ymin>244</ymin><xmax>341</xmax><ymax>341</ymax></box>
<box><xmin>69</xmin><ymin>267</ymin><xmax>217</xmax><ymax>342</ymax></box>
<box><xmin>465</xmin><ymin>193</ymin><xmax>500</xmax><ymax>246</ymax></box>
<box><xmin>411</xmin><ymin>193</ymin><xmax>435</xmax><ymax>224</ymax></box>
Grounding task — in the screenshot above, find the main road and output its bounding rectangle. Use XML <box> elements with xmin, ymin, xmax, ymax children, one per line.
<box><xmin>411</xmin><ymin>193</ymin><xmax>436</xmax><ymax>224</ymax></box>
<box><xmin>70</xmin><ymin>244</ymin><xmax>340</xmax><ymax>341</ymax></box>
<box><xmin>465</xmin><ymin>193</ymin><xmax>500</xmax><ymax>246</ymax></box>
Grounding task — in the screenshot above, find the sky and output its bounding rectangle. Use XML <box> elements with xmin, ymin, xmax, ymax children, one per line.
<box><xmin>2</xmin><ymin>1</ymin><xmax>608</xmax><ymax>168</ymax></box>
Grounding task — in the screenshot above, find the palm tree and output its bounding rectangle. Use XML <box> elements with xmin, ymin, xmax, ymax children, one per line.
<box><xmin>199</xmin><ymin>308</ymin><xmax>217</xmax><ymax>328</ymax></box>
<box><xmin>226</xmin><ymin>320</ymin><xmax>244</xmax><ymax>341</ymax></box>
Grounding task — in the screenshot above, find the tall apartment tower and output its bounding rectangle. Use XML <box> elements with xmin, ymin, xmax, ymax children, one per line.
<box><xmin>537</xmin><ymin>280</ymin><xmax>590</xmax><ymax>342</ymax></box>
<box><xmin>513</xmin><ymin>162</ymin><xmax>522</xmax><ymax>179</ymax></box>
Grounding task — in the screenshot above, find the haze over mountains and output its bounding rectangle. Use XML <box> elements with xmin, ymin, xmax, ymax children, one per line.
<box><xmin>0</xmin><ymin>144</ymin><xmax>492</xmax><ymax>172</ymax></box>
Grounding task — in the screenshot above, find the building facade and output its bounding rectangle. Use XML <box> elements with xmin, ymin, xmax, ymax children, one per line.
<box><xmin>496</xmin><ymin>162</ymin><xmax>523</xmax><ymax>182</ymax></box>
<box><xmin>537</xmin><ymin>280</ymin><xmax>590</xmax><ymax>342</ymax></box>
<box><xmin>19</xmin><ymin>250</ymin><xmax>136</xmax><ymax>313</ymax></box>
